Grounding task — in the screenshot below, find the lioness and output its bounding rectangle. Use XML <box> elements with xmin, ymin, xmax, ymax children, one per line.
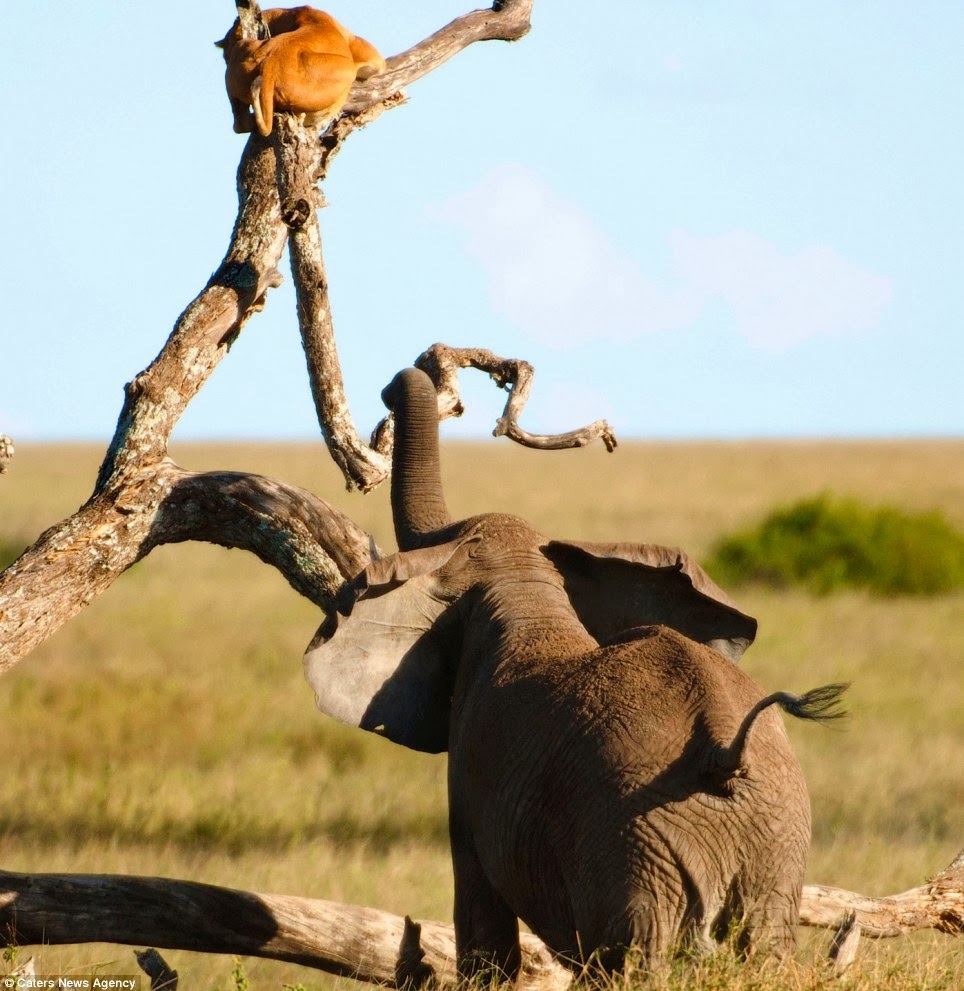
<box><xmin>216</xmin><ymin>6</ymin><xmax>386</xmax><ymax>136</ymax></box>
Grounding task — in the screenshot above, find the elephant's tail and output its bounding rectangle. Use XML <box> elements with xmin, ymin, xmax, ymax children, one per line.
<box><xmin>713</xmin><ymin>682</ymin><xmax>849</xmax><ymax>781</ymax></box>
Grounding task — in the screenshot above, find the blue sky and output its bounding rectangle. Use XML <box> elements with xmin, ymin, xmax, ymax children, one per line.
<box><xmin>2</xmin><ymin>1</ymin><xmax>962</xmax><ymax>443</ymax></box>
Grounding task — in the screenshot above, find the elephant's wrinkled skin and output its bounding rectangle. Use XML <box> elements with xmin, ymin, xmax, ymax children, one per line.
<box><xmin>305</xmin><ymin>368</ymin><xmax>845</xmax><ymax>977</ymax></box>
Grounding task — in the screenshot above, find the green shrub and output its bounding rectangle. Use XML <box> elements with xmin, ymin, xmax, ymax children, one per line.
<box><xmin>705</xmin><ymin>494</ymin><xmax>964</xmax><ymax>596</ymax></box>
<box><xmin>0</xmin><ymin>538</ymin><xmax>27</xmax><ymax>571</ymax></box>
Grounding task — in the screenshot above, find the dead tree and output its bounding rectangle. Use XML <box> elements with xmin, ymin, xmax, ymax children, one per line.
<box><xmin>0</xmin><ymin>0</ymin><xmax>615</xmax><ymax>671</ymax></box>
<box><xmin>0</xmin><ymin>1</ymin><xmax>958</xmax><ymax>984</ymax></box>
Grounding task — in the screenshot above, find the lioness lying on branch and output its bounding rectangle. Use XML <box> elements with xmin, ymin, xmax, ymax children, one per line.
<box><xmin>216</xmin><ymin>6</ymin><xmax>386</xmax><ymax>136</ymax></box>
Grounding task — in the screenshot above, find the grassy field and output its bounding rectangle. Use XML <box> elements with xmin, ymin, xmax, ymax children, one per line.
<box><xmin>1</xmin><ymin>437</ymin><xmax>962</xmax><ymax>989</ymax></box>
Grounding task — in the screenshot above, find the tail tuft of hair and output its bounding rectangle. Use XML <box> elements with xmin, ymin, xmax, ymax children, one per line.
<box><xmin>778</xmin><ymin>682</ymin><xmax>850</xmax><ymax>722</ymax></box>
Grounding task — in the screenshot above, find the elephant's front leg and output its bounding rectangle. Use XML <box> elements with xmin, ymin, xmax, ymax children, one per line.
<box><xmin>450</xmin><ymin>818</ymin><xmax>521</xmax><ymax>981</ymax></box>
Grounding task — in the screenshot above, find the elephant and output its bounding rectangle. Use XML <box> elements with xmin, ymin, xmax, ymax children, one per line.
<box><xmin>304</xmin><ymin>367</ymin><xmax>846</xmax><ymax>977</ymax></box>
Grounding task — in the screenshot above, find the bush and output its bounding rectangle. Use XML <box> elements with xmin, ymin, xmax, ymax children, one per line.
<box><xmin>704</xmin><ymin>494</ymin><xmax>964</xmax><ymax>596</ymax></box>
<box><xmin>0</xmin><ymin>538</ymin><xmax>27</xmax><ymax>572</ymax></box>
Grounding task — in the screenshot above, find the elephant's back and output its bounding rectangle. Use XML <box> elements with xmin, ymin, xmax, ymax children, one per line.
<box><xmin>534</xmin><ymin>627</ymin><xmax>810</xmax><ymax>949</ymax></box>
<box><xmin>574</xmin><ymin>624</ymin><xmax>796</xmax><ymax>757</ymax></box>
<box><xmin>460</xmin><ymin>625</ymin><xmax>810</xmax><ymax>962</ymax></box>
<box><xmin>471</xmin><ymin>622</ymin><xmax>805</xmax><ymax>812</ymax></box>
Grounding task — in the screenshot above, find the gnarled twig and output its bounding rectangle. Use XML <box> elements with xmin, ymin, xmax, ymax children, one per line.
<box><xmin>375</xmin><ymin>343</ymin><xmax>618</xmax><ymax>452</ymax></box>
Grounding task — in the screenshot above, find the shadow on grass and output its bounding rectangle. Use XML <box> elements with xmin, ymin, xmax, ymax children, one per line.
<box><xmin>0</xmin><ymin>809</ymin><xmax>450</xmax><ymax>856</ymax></box>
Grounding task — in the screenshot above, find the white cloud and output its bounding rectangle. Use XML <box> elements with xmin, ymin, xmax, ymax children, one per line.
<box><xmin>437</xmin><ymin>164</ymin><xmax>893</xmax><ymax>352</ymax></box>
<box><xmin>671</xmin><ymin>229</ymin><xmax>894</xmax><ymax>350</ymax></box>
<box><xmin>436</xmin><ymin>164</ymin><xmax>698</xmax><ymax>348</ymax></box>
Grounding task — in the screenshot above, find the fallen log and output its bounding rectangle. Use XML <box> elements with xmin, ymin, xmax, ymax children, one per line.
<box><xmin>1</xmin><ymin>853</ymin><xmax>960</xmax><ymax>987</ymax></box>
<box><xmin>799</xmin><ymin>849</ymin><xmax>964</xmax><ymax>938</ymax></box>
<box><xmin>799</xmin><ymin>847</ymin><xmax>964</xmax><ymax>975</ymax></box>
<box><xmin>0</xmin><ymin>871</ymin><xmax>568</xmax><ymax>990</ymax></box>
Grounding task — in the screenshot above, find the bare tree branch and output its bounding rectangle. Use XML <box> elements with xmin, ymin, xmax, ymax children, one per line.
<box><xmin>0</xmin><ymin>462</ymin><xmax>373</xmax><ymax>670</ymax></box>
<box><xmin>153</xmin><ymin>466</ymin><xmax>379</xmax><ymax>609</ymax></box>
<box><xmin>0</xmin><ymin>115</ymin><xmax>355</xmax><ymax>668</ymax></box>
<box><xmin>263</xmin><ymin>0</ymin><xmax>536</xmax><ymax>490</ymax></box>
<box><xmin>1</xmin><ymin>854</ymin><xmax>960</xmax><ymax>986</ymax></box>
<box><xmin>235</xmin><ymin>0</ymin><xmax>269</xmax><ymax>43</ymax></box>
<box><xmin>346</xmin><ymin>0</ymin><xmax>533</xmax><ymax>113</ymax></box>
<box><xmin>94</xmin><ymin>134</ymin><xmax>285</xmax><ymax>496</ymax></box>
<box><xmin>371</xmin><ymin>344</ymin><xmax>618</xmax><ymax>453</ymax></box>
<box><xmin>97</xmin><ymin>0</ymin><xmax>537</xmax><ymax>500</ymax></box>
<box><xmin>273</xmin><ymin>112</ymin><xmax>392</xmax><ymax>492</ymax></box>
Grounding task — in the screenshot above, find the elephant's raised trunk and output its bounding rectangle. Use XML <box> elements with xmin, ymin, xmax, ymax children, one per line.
<box><xmin>382</xmin><ymin>368</ymin><xmax>454</xmax><ymax>550</ymax></box>
<box><xmin>712</xmin><ymin>682</ymin><xmax>849</xmax><ymax>781</ymax></box>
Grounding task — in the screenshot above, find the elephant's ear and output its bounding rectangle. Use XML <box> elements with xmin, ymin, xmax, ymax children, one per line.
<box><xmin>304</xmin><ymin>537</ymin><xmax>476</xmax><ymax>753</ymax></box>
<box><xmin>543</xmin><ymin>540</ymin><xmax>757</xmax><ymax>662</ymax></box>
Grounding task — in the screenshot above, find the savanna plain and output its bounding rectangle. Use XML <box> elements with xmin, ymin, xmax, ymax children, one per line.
<box><xmin>1</xmin><ymin>437</ymin><xmax>962</xmax><ymax>990</ymax></box>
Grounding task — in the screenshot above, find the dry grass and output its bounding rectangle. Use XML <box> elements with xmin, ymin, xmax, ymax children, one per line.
<box><xmin>1</xmin><ymin>438</ymin><xmax>962</xmax><ymax>989</ymax></box>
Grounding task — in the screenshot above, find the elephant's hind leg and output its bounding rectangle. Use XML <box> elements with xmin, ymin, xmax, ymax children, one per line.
<box><xmin>451</xmin><ymin>833</ymin><xmax>521</xmax><ymax>980</ymax></box>
<box><xmin>591</xmin><ymin>889</ymin><xmax>687</xmax><ymax>973</ymax></box>
<box><xmin>742</xmin><ymin>889</ymin><xmax>799</xmax><ymax>959</ymax></box>
<box><xmin>713</xmin><ymin>878</ymin><xmax>799</xmax><ymax>959</ymax></box>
